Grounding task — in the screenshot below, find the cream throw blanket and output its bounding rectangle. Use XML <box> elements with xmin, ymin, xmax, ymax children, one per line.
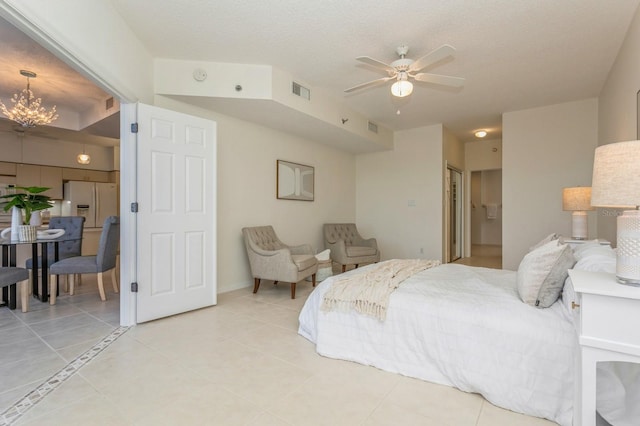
<box><xmin>321</xmin><ymin>259</ymin><xmax>441</xmax><ymax>321</ymax></box>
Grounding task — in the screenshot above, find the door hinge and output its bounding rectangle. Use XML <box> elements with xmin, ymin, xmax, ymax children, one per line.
<box><xmin>131</xmin><ymin>282</ymin><xmax>138</xmax><ymax>292</ymax></box>
<box><xmin>130</xmin><ymin>202</ymin><xmax>138</xmax><ymax>213</ymax></box>
<box><xmin>131</xmin><ymin>122</ymin><xmax>139</xmax><ymax>133</ymax></box>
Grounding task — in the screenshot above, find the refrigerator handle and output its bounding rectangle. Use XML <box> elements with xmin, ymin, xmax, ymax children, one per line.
<box><xmin>95</xmin><ymin>185</ymin><xmax>99</xmax><ymax>225</ymax></box>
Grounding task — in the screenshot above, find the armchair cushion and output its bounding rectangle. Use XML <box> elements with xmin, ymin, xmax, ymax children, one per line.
<box><xmin>242</xmin><ymin>226</ymin><xmax>318</xmax><ymax>299</ymax></box>
<box><xmin>292</xmin><ymin>254</ymin><xmax>317</xmax><ymax>271</ymax></box>
<box><xmin>323</xmin><ymin>223</ymin><xmax>380</xmax><ymax>268</ymax></box>
<box><xmin>346</xmin><ymin>246</ymin><xmax>377</xmax><ymax>257</ymax></box>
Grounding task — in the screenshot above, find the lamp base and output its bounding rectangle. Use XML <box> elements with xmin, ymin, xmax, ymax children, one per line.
<box><xmin>616</xmin><ymin>276</ymin><xmax>640</xmax><ymax>287</ymax></box>
<box><xmin>571</xmin><ymin>211</ymin><xmax>588</xmax><ymax>240</ymax></box>
<box><xmin>616</xmin><ymin>210</ymin><xmax>640</xmax><ymax>284</ymax></box>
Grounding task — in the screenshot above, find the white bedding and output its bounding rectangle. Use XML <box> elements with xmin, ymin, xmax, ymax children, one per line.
<box><xmin>299</xmin><ymin>262</ymin><xmax>577</xmax><ymax>426</ymax></box>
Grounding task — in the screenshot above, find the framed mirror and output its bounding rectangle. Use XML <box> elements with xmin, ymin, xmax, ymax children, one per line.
<box><xmin>277</xmin><ymin>160</ymin><xmax>314</xmax><ymax>201</ymax></box>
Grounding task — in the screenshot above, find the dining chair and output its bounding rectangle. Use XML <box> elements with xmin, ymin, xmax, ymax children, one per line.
<box><xmin>25</xmin><ymin>216</ymin><xmax>85</xmax><ymax>292</ymax></box>
<box><xmin>0</xmin><ymin>266</ymin><xmax>29</xmax><ymax>312</ymax></box>
<box><xmin>49</xmin><ymin>216</ymin><xmax>119</xmax><ymax>304</ymax></box>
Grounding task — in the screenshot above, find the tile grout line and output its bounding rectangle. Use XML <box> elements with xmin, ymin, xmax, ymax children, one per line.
<box><xmin>0</xmin><ymin>326</ymin><xmax>129</xmax><ymax>426</ymax></box>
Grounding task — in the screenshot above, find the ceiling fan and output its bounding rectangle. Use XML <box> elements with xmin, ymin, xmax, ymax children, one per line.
<box><xmin>344</xmin><ymin>45</ymin><xmax>465</xmax><ymax>98</ymax></box>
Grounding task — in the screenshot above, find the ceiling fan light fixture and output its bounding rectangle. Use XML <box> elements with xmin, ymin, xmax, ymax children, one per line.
<box><xmin>391</xmin><ymin>76</ymin><xmax>413</xmax><ymax>98</ymax></box>
<box><xmin>0</xmin><ymin>70</ymin><xmax>58</xmax><ymax>128</ymax></box>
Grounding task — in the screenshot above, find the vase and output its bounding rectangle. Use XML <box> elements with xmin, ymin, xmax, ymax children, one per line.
<box><xmin>30</xmin><ymin>210</ymin><xmax>42</xmax><ymax>226</ymax></box>
<box><xmin>18</xmin><ymin>225</ymin><xmax>38</xmax><ymax>242</ymax></box>
<box><xmin>11</xmin><ymin>206</ymin><xmax>22</xmax><ymax>240</ymax></box>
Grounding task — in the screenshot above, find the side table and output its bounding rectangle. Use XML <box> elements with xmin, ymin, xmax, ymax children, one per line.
<box><xmin>567</xmin><ymin>269</ymin><xmax>640</xmax><ymax>426</ymax></box>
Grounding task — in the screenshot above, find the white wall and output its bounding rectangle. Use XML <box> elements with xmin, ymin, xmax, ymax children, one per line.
<box><xmin>465</xmin><ymin>139</ymin><xmax>502</xmax><ymax>171</ymax></box>
<box><xmin>155</xmin><ymin>96</ymin><xmax>356</xmax><ymax>293</ymax></box>
<box><xmin>502</xmin><ymin>98</ymin><xmax>598</xmax><ymax>270</ymax></box>
<box><xmin>597</xmin><ymin>5</ymin><xmax>640</xmax><ymax>245</ymax></box>
<box><xmin>356</xmin><ymin>124</ymin><xmax>443</xmax><ymax>261</ymax></box>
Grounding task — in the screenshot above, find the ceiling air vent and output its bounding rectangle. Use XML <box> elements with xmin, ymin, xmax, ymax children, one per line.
<box><xmin>105</xmin><ymin>97</ymin><xmax>114</xmax><ymax>110</ymax></box>
<box><xmin>292</xmin><ymin>82</ymin><xmax>310</xmax><ymax>100</ymax></box>
<box><xmin>368</xmin><ymin>121</ymin><xmax>378</xmax><ymax>134</ymax></box>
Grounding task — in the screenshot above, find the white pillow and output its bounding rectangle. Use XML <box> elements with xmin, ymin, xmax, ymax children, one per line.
<box><xmin>517</xmin><ymin>239</ymin><xmax>576</xmax><ymax>308</ymax></box>
<box><xmin>528</xmin><ymin>233</ymin><xmax>559</xmax><ymax>252</ymax></box>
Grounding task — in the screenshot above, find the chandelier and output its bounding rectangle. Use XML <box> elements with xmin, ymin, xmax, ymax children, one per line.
<box><xmin>0</xmin><ymin>70</ymin><xmax>58</xmax><ymax>128</ymax></box>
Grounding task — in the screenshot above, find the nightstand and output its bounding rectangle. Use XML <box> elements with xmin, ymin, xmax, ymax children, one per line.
<box><xmin>563</xmin><ymin>238</ymin><xmax>610</xmax><ymax>248</ymax></box>
<box><xmin>567</xmin><ymin>269</ymin><xmax>640</xmax><ymax>426</ymax></box>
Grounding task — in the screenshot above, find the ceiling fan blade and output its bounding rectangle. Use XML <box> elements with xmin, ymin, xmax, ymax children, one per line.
<box><xmin>409</xmin><ymin>44</ymin><xmax>456</xmax><ymax>73</ymax></box>
<box><xmin>413</xmin><ymin>73</ymin><xmax>465</xmax><ymax>87</ymax></box>
<box><xmin>344</xmin><ymin>76</ymin><xmax>395</xmax><ymax>93</ymax></box>
<box><xmin>355</xmin><ymin>56</ymin><xmax>396</xmax><ymax>74</ymax></box>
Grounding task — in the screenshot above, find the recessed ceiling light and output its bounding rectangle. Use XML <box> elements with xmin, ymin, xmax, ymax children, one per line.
<box><xmin>475</xmin><ymin>130</ymin><xmax>488</xmax><ymax>138</ymax></box>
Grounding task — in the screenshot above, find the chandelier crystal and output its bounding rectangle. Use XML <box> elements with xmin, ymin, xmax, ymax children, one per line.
<box><xmin>0</xmin><ymin>70</ymin><xmax>58</xmax><ymax>128</ymax></box>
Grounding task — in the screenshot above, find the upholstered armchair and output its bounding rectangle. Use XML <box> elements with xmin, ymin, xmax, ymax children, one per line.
<box><xmin>323</xmin><ymin>223</ymin><xmax>380</xmax><ymax>272</ymax></box>
<box><xmin>242</xmin><ymin>226</ymin><xmax>318</xmax><ymax>299</ymax></box>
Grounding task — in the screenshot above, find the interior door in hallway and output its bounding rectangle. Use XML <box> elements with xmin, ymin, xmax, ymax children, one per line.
<box><xmin>135</xmin><ymin>103</ymin><xmax>217</xmax><ymax>323</ymax></box>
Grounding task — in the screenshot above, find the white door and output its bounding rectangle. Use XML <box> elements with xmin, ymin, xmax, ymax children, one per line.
<box><xmin>135</xmin><ymin>103</ymin><xmax>217</xmax><ymax>323</ymax></box>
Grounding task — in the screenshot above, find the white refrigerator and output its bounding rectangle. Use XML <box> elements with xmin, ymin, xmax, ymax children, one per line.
<box><xmin>62</xmin><ymin>181</ymin><xmax>118</xmax><ymax>228</ymax></box>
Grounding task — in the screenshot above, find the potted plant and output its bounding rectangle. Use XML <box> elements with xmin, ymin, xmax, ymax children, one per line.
<box><xmin>1</xmin><ymin>186</ymin><xmax>53</xmax><ymax>241</ymax></box>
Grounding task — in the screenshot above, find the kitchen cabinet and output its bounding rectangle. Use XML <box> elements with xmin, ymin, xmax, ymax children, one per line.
<box><xmin>0</xmin><ymin>162</ymin><xmax>16</xmax><ymax>176</ymax></box>
<box><xmin>16</xmin><ymin>164</ymin><xmax>63</xmax><ymax>199</ymax></box>
<box><xmin>62</xmin><ymin>168</ymin><xmax>111</xmax><ymax>182</ymax></box>
<box><xmin>40</xmin><ymin>166</ymin><xmax>63</xmax><ymax>199</ymax></box>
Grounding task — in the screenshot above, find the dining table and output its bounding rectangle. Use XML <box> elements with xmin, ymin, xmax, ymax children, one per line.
<box><xmin>1</xmin><ymin>232</ymin><xmax>82</xmax><ymax>307</ymax></box>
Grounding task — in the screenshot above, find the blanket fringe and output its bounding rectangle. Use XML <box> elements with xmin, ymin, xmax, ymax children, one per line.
<box><xmin>321</xmin><ymin>259</ymin><xmax>440</xmax><ymax>321</ymax></box>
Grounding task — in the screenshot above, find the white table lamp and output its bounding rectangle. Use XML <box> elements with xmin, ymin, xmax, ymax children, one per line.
<box><xmin>562</xmin><ymin>187</ymin><xmax>594</xmax><ymax>239</ymax></box>
<box><xmin>591</xmin><ymin>140</ymin><xmax>640</xmax><ymax>285</ymax></box>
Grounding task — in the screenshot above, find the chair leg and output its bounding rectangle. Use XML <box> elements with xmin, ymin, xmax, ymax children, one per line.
<box><xmin>49</xmin><ymin>275</ymin><xmax>57</xmax><ymax>305</ymax></box>
<box><xmin>342</xmin><ymin>265</ymin><xmax>346</xmax><ymax>273</ymax></box>
<box><xmin>111</xmin><ymin>268</ymin><xmax>119</xmax><ymax>293</ymax></box>
<box><xmin>273</xmin><ymin>280</ymin><xmax>278</xmax><ymax>286</ymax></box>
<box><xmin>97</xmin><ymin>272</ymin><xmax>107</xmax><ymax>301</ymax></box>
<box><xmin>20</xmin><ymin>279</ymin><xmax>29</xmax><ymax>313</ymax></box>
<box><xmin>312</xmin><ymin>273</ymin><xmax>317</xmax><ymax>288</ymax></box>
<box><xmin>69</xmin><ymin>274</ymin><xmax>75</xmax><ymax>296</ymax></box>
<box><xmin>290</xmin><ymin>282</ymin><xmax>296</xmax><ymax>299</ymax></box>
<box><xmin>355</xmin><ymin>264</ymin><xmax>359</xmax><ymax>269</ymax></box>
<box><xmin>62</xmin><ymin>275</ymin><xmax>68</xmax><ymax>292</ymax></box>
<box><xmin>28</xmin><ymin>269</ymin><xmax>33</xmax><ymax>295</ymax></box>
<box><xmin>253</xmin><ymin>278</ymin><xmax>261</xmax><ymax>294</ymax></box>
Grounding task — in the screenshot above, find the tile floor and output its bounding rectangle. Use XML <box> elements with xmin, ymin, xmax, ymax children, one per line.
<box><xmin>1</xmin><ymin>264</ymin><xmax>559</xmax><ymax>425</ymax></box>
<box><xmin>454</xmin><ymin>244</ymin><xmax>502</xmax><ymax>269</ymax></box>
<box><xmin>0</xmin><ymin>275</ymin><xmax>120</xmax><ymax>420</ymax></box>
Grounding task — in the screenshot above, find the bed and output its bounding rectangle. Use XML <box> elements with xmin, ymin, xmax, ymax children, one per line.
<box><xmin>298</xmin><ymin>240</ymin><xmax>636</xmax><ymax>426</ymax></box>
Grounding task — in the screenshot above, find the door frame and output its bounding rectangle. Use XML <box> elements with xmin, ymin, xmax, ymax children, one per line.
<box><xmin>0</xmin><ymin>7</ymin><xmax>138</xmax><ymax>325</ymax></box>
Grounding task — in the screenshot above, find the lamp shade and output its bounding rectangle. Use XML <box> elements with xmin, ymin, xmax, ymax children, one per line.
<box><xmin>591</xmin><ymin>140</ymin><xmax>640</xmax><ymax>208</ymax></box>
<box><xmin>562</xmin><ymin>187</ymin><xmax>594</xmax><ymax>211</ymax></box>
<box><xmin>590</xmin><ymin>140</ymin><xmax>640</xmax><ymax>284</ymax></box>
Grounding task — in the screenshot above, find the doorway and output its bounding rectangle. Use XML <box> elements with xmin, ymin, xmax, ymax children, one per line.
<box><xmin>446</xmin><ymin>166</ymin><xmax>463</xmax><ymax>262</ymax></box>
<box><xmin>467</xmin><ymin>169</ymin><xmax>502</xmax><ymax>268</ymax></box>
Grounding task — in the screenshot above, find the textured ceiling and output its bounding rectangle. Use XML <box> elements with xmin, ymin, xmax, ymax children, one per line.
<box><xmin>111</xmin><ymin>0</ymin><xmax>640</xmax><ymax>141</ymax></box>
<box><xmin>0</xmin><ymin>0</ymin><xmax>639</xmax><ymax>145</ymax></box>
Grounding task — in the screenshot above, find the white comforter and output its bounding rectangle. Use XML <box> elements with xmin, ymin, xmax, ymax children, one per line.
<box><xmin>299</xmin><ymin>263</ymin><xmax>576</xmax><ymax>426</ymax></box>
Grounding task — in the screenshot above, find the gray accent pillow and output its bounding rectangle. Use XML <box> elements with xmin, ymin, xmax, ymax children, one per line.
<box><xmin>517</xmin><ymin>239</ymin><xmax>576</xmax><ymax>308</ymax></box>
